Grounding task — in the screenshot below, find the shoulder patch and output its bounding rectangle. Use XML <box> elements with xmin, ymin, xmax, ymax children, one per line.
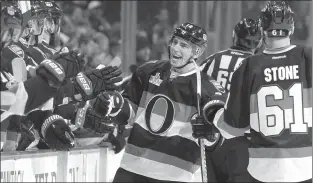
<box><xmin>8</xmin><ymin>45</ymin><xmax>24</xmax><ymax>58</ymax></box>
<box><xmin>209</xmin><ymin>80</ymin><xmax>225</xmax><ymax>93</ymax></box>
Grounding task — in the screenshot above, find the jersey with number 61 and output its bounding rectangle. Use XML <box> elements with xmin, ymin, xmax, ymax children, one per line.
<box><xmin>201</xmin><ymin>46</ymin><xmax>254</xmax><ymax>92</ymax></box>
<box><xmin>214</xmin><ymin>45</ymin><xmax>312</xmax><ymax>182</ymax></box>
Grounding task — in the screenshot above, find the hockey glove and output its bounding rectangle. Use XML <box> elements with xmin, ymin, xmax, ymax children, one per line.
<box><xmin>16</xmin><ymin>120</ymin><xmax>36</xmax><ymax>151</ymax></box>
<box><xmin>191</xmin><ymin>114</ymin><xmax>212</xmax><ymax>139</ymax></box>
<box><xmin>92</xmin><ymin>91</ymin><xmax>124</xmax><ymax>117</ymax></box>
<box><xmin>73</xmin><ymin>66</ymin><xmax>123</xmax><ymax>101</ymax></box>
<box><xmin>72</xmin><ymin>101</ymin><xmax>115</xmax><ymax>135</ymax></box>
<box><xmin>191</xmin><ymin>114</ymin><xmax>224</xmax><ymax>150</ymax></box>
<box><xmin>41</xmin><ymin>115</ymin><xmax>75</xmax><ymax>150</ymax></box>
<box><xmin>51</xmin><ymin>49</ymin><xmax>85</xmax><ymax>79</ymax></box>
<box><xmin>36</xmin><ymin>59</ymin><xmax>65</xmax><ymax>88</ymax></box>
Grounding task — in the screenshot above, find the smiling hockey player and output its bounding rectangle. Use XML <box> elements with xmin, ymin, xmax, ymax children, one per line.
<box><xmin>80</xmin><ymin>22</ymin><xmax>227</xmax><ymax>182</ymax></box>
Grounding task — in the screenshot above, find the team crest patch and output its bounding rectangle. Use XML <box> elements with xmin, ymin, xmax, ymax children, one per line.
<box><xmin>149</xmin><ymin>72</ymin><xmax>162</xmax><ymax>86</ymax></box>
<box><xmin>8</xmin><ymin>45</ymin><xmax>24</xmax><ymax>58</ymax></box>
<box><xmin>209</xmin><ymin>80</ymin><xmax>225</xmax><ymax>93</ymax></box>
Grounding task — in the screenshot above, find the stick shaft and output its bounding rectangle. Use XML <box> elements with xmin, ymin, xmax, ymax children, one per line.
<box><xmin>193</xmin><ymin>61</ymin><xmax>207</xmax><ymax>183</ymax></box>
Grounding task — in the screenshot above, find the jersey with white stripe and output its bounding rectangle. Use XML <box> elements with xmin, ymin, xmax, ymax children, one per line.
<box><xmin>120</xmin><ymin>60</ymin><xmax>227</xmax><ymax>182</ymax></box>
<box><xmin>214</xmin><ymin>45</ymin><xmax>312</xmax><ymax>182</ymax></box>
<box><xmin>201</xmin><ymin>46</ymin><xmax>253</xmax><ymax>92</ymax></box>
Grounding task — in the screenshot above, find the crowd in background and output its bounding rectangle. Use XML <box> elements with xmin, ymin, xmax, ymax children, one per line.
<box><xmin>56</xmin><ymin>1</ymin><xmax>311</xmax><ymax>75</ymax></box>
<box><xmin>1</xmin><ymin>0</ymin><xmax>311</xmax><ymax>153</ymax></box>
<box><xmin>56</xmin><ymin>1</ymin><xmax>178</xmax><ymax>74</ymax></box>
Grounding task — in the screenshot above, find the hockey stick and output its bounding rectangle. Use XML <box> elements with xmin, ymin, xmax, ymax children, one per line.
<box><xmin>192</xmin><ymin>60</ymin><xmax>208</xmax><ymax>183</ymax></box>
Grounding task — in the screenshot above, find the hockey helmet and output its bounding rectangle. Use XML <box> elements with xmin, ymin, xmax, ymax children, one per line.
<box><xmin>19</xmin><ymin>0</ymin><xmax>48</xmax><ymax>36</ymax></box>
<box><xmin>1</xmin><ymin>1</ymin><xmax>23</xmax><ymax>42</ymax></box>
<box><xmin>169</xmin><ymin>22</ymin><xmax>208</xmax><ymax>59</ymax></box>
<box><xmin>233</xmin><ymin>18</ymin><xmax>262</xmax><ymax>50</ymax></box>
<box><xmin>259</xmin><ymin>1</ymin><xmax>295</xmax><ymax>37</ymax></box>
<box><xmin>43</xmin><ymin>0</ymin><xmax>63</xmax><ymax>34</ymax></box>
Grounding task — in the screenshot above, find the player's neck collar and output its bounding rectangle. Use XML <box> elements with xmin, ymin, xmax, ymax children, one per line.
<box><xmin>228</xmin><ymin>46</ymin><xmax>254</xmax><ymax>55</ymax></box>
<box><xmin>170</xmin><ymin>65</ymin><xmax>197</xmax><ymax>77</ymax></box>
<box><xmin>263</xmin><ymin>45</ymin><xmax>296</xmax><ymax>54</ymax></box>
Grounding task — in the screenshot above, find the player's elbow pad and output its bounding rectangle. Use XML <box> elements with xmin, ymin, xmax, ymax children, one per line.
<box><xmin>112</xmin><ymin>99</ymin><xmax>134</xmax><ymax>126</ymax></box>
<box><xmin>203</xmin><ymin>99</ymin><xmax>225</xmax><ymax>124</ymax></box>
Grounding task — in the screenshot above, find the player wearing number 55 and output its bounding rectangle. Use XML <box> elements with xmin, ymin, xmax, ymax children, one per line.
<box><xmin>212</xmin><ymin>1</ymin><xmax>312</xmax><ymax>183</ymax></box>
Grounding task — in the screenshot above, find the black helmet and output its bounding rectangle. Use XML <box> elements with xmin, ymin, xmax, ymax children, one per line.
<box><xmin>259</xmin><ymin>1</ymin><xmax>295</xmax><ymax>37</ymax></box>
<box><xmin>233</xmin><ymin>18</ymin><xmax>262</xmax><ymax>50</ymax></box>
<box><xmin>172</xmin><ymin>22</ymin><xmax>208</xmax><ymax>48</ymax></box>
<box><xmin>169</xmin><ymin>22</ymin><xmax>208</xmax><ymax>59</ymax></box>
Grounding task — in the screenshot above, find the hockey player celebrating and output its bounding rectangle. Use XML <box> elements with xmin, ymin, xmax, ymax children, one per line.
<box><xmin>1</xmin><ymin>1</ymin><xmax>123</xmax><ymax>151</ymax></box>
<box><xmin>79</xmin><ymin>22</ymin><xmax>227</xmax><ymax>182</ymax></box>
<box><xmin>200</xmin><ymin>18</ymin><xmax>262</xmax><ymax>182</ymax></box>
<box><xmin>212</xmin><ymin>1</ymin><xmax>312</xmax><ymax>182</ymax></box>
<box><xmin>38</xmin><ymin>0</ymin><xmax>63</xmax><ymax>55</ymax></box>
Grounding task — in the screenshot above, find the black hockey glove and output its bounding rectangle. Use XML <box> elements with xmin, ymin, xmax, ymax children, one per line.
<box><xmin>41</xmin><ymin>115</ymin><xmax>75</xmax><ymax>150</ymax></box>
<box><xmin>16</xmin><ymin>120</ymin><xmax>36</xmax><ymax>151</ymax></box>
<box><xmin>92</xmin><ymin>91</ymin><xmax>124</xmax><ymax>117</ymax></box>
<box><xmin>51</xmin><ymin>49</ymin><xmax>85</xmax><ymax>79</ymax></box>
<box><xmin>73</xmin><ymin>66</ymin><xmax>123</xmax><ymax>101</ymax></box>
<box><xmin>191</xmin><ymin>114</ymin><xmax>225</xmax><ymax>151</ymax></box>
<box><xmin>72</xmin><ymin>101</ymin><xmax>116</xmax><ymax>135</ymax></box>
<box><xmin>191</xmin><ymin>114</ymin><xmax>212</xmax><ymax>139</ymax></box>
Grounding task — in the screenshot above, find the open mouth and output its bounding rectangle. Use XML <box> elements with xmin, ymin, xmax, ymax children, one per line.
<box><xmin>172</xmin><ymin>54</ymin><xmax>182</xmax><ymax>60</ymax></box>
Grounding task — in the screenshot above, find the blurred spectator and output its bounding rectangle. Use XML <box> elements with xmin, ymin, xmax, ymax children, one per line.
<box><xmin>88</xmin><ymin>1</ymin><xmax>112</xmax><ymax>34</ymax></box>
<box><xmin>150</xmin><ymin>8</ymin><xmax>173</xmax><ymax>60</ymax></box>
<box><xmin>129</xmin><ymin>36</ymin><xmax>152</xmax><ymax>73</ymax></box>
<box><xmin>83</xmin><ymin>32</ymin><xmax>112</xmax><ymax>69</ymax></box>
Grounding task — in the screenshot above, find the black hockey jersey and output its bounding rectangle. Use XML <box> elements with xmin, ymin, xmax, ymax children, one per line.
<box><xmin>214</xmin><ymin>45</ymin><xmax>312</xmax><ymax>182</ymax></box>
<box><xmin>201</xmin><ymin>46</ymin><xmax>253</xmax><ymax>92</ymax></box>
<box><xmin>36</xmin><ymin>41</ymin><xmax>58</xmax><ymax>59</ymax></box>
<box><xmin>119</xmin><ymin>60</ymin><xmax>226</xmax><ymax>182</ymax></box>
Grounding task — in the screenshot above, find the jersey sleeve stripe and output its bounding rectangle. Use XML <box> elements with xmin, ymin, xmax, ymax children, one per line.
<box><xmin>120</xmin><ymin>151</ymin><xmax>196</xmax><ymax>182</ymax></box>
<box><xmin>248</xmin><ymin>148</ymin><xmax>312</xmax><ymax>182</ymax></box>
<box><xmin>249</xmin><ymin>146</ymin><xmax>311</xmax><ymax>158</ymax></box>
<box><xmin>213</xmin><ymin>108</ymin><xmax>249</xmax><ymax>139</ymax></box>
<box><xmin>127</xmin><ymin>124</ymin><xmax>200</xmax><ymax>165</ymax></box>
<box><xmin>125</xmin><ymin>144</ymin><xmax>199</xmax><ymax>173</ymax></box>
